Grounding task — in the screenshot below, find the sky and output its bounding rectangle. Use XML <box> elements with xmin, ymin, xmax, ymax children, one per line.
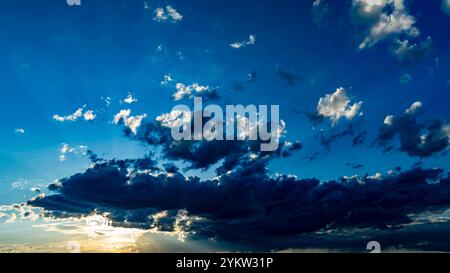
<box><xmin>0</xmin><ymin>0</ymin><xmax>449</xmax><ymax>253</ymax></box>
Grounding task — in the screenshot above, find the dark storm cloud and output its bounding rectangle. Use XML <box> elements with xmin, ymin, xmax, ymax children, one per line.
<box><xmin>25</xmin><ymin>108</ymin><xmax>450</xmax><ymax>246</ymax></box>
<box><xmin>131</xmin><ymin>120</ymin><xmax>301</xmax><ymax>172</ymax></box>
<box><xmin>376</xmin><ymin>112</ymin><xmax>449</xmax><ymax>158</ymax></box>
<box><xmin>29</xmin><ymin>157</ymin><xmax>450</xmax><ymax>243</ymax></box>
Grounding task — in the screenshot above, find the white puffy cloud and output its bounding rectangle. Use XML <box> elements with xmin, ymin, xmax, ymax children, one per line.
<box><xmin>122</xmin><ymin>93</ymin><xmax>138</xmax><ymax>104</ymax></box>
<box><xmin>230</xmin><ymin>34</ymin><xmax>256</xmax><ymax>49</ymax></box>
<box><xmin>156</xmin><ymin>109</ymin><xmax>192</xmax><ymax>129</ymax></box>
<box><xmin>173</xmin><ymin>83</ymin><xmax>210</xmax><ymax>101</ymax></box>
<box><xmin>83</xmin><ymin>110</ymin><xmax>96</xmax><ymax>121</ymax></box>
<box><xmin>154</xmin><ymin>5</ymin><xmax>183</xmax><ymax>23</ymax></box>
<box><xmin>14</xmin><ymin>128</ymin><xmax>25</xmax><ymax>134</ymax></box>
<box><xmin>384</xmin><ymin>115</ymin><xmax>395</xmax><ymax>126</ymax></box>
<box><xmin>316</xmin><ymin>87</ymin><xmax>363</xmax><ymax>125</ymax></box>
<box><xmin>405</xmin><ymin>101</ymin><xmax>422</xmax><ymax>115</ymax></box>
<box><xmin>53</xmin><ymin>105</ymin><xmax>96</xmax><ymax>122</ymax></box>
<box><xmin>351</xmin><ymin>0</ymin><xmax>420</xmax><ymax>49</ymax></box>
<box><xmin>442</xmin><ymin>0</ymin><xmax>450</xmax><ymax>16</ymax></box>
<box><xmin>113</xmin><ymin>109</ymin><xmax>147</xmax><ymax>135</ymax></box>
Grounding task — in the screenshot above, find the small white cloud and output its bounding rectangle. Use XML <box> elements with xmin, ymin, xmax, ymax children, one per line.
<box><xmin>113</xmin><ymin>109</ymin><xmax>147</xmax><ymax>135</ymax></box>
<box><xmin>154</xmin><ymin>5</ymin><xmax>183</xmax><ymax>23</ymax></box>
<box><xmin>59</xmin><ymin>143</ymin><xmax>75</xmax><ymax>162</ymax></box>
<box><xmin>53</xmin><ymin>106</ymin><xmax>95</xmax><ymax>122</ymax></box>
<box><xmin>405</xmin><ymin>101</ymin><xmax>422</xmax><ymax>115</ymax></box>
<box><xmin>14</xmin><ymin>128</ymin><xmax>25</xmax><ymax>134</ymax></box>
<box><xmin>316</xmin><ymin>87</ymin><xmax>363</xmax><ymax>125</ymax></box>
<box><xmin>384</xmin><ymin>115</ymin><xmax>395</xmax><ymax>126</ymax></box>
<box><xmin>156</xmin><ymin>109</ymin><xmax>192</xmax><ymax>129</ymax></box>
<box><xmin>59</xmin><ymin>143</ymin><xmax>88</xmax><ymax>162</ymax></box>
<box><xmin>442</xmin><ymin>0</ymin><xmax>450</xmax><ymax>16</ymax></box>
<box><xmin>53</xmin><ymin>106</ymin><xmax>84</xmax><ymax>122</ymax></box>
<box><xmin>166</xmin><ymin>5</ymin><xmax>183</xmax><ymax>21</ymax></box>
<box><xmin>368</xmin><ymin>172</ymin><xmax>382</xmax><ymax>180</ymax></box>
<box><xmin>83</xmin><ymin>110</ymin><xmax>96</xmax><ymax>121</ymax></box>
<box><xmin>122</xmin><ymin>93</ymin><xmax>138</xmax><ymax>104</ymax></box>
<box><xmin>30</xmin><ymin>187</ymin><xmax>41</xmax><ymax>193</ymax></box>
<box><xmin>161</xmin><ymin>74</ymin><xmax>173</xmax><ymax>85</ymax></box>
<box><xmin>230</xmin><ymin>34</ymin><xmax>256</xmax><ymax>49</ymax></box>
<box><xmin>173</xmin><ymin>83</ymin><xmax>210</xmax><ymax>101</ymax></box>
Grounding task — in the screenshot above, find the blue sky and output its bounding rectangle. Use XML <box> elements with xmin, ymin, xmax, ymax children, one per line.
<box><xmin>0</xmin><ymin>0</ymin><xmax>450</xmax><ymax>252</ymax></box>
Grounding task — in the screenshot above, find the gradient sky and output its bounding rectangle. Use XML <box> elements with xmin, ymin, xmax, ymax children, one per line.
<box><xmin>0</xmin><ymin>0</ymin><xmax>450</xmax><ymax>252</ymax></box>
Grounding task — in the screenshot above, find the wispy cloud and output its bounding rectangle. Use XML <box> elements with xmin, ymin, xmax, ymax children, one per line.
<box><xmin>230</xmin><ymin>34</ymin><xmax>256</xmax><ymax>49</ymax></box>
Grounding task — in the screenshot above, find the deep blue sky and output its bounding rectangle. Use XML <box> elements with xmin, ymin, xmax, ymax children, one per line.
<box><xmin>0</xmin><ymin>0</ymin><xmax>449</xmax><ymax>252</ymax></box>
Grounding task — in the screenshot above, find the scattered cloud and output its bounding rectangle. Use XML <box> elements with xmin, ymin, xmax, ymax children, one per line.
<box><xmin>53</xmin><ymin>105</ymin><xmax>96</xmax><ymax>122</ymax></box>
<box><xmin>101</xmin><ymin>96</ymin><xmax>112</xmax><ymax>107</ymax></box>
<box><xmin>113</xmin><ymin>109</ymin><xmax>147</xmax><ymax>135</ymax></box>
<box><xmin>230</xmin><ymin>34</ymin><xmax>256</xmax><ymax>49</ymax></box>
<box><xmin>405</xmin><ymin>101</ymin><xmax>422</xmax><ymax>115</ymax></box>
<box><xmin>316</xmin><ymin>87</ymin><xmax>363</xmax><ymax>125</ymax></box>
<box><xmin>83</xmin><ymin>110</ymin><xmax>96</xmax><ymax>121</ymax></box>
<box><xmin>390</xmin><ymin>37</ymin><xmax>433</xmax><ymax>64</ymax></box>
<box><xmin>161</xmin><ymin>74</ymin><xmax>173</xmax><ymax>85</ymax></box>
<box><xmin>59</xmin><ymin>143</ymin><xmax>88</xmax><ymax>162</ymax></box>
<box><xmin>351</xmin><ymin>0</ymin><xmax>420</xmax><ymax>50</ymax></box>
<box><xmin>14</xmin><ymin>128</ymin><xmax>25</xmax><ymax>134</ymax></box>
<box><xmin>121</xmin><ymin>93</ymin><xmax>138</xmax><ymax>104</ymax></box>
<box><xmin>154</xmin><ymin>5</ymin><xmax>183</xmax><ymax>23</ymax></box>
<box><xmin>377</xmin><ymin>102</ymin><xmax>449</xmax><ymax>157</ymax></box>
<box><xmin>172</xmin><ymin>83</ymin><xmax>218</xmax><ymax>101</ymax></box>
<box><xmin>127</xmin><ymin>115</ymin><xmax>292</xmax><ymax>171</ymax></box>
